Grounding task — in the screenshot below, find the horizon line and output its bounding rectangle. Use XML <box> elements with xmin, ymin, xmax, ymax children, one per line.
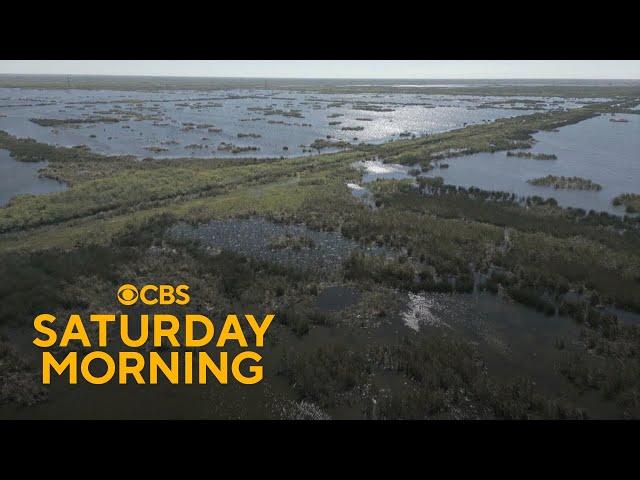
<box><xmin>0</xmin><ymin>73</ymin><xmax>639</xmax><ymax>81</ymax></box>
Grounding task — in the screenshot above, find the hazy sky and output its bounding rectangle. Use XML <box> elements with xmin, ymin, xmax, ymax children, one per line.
<box><xmin>0</xmin><ymin>61</ymin><xmax>639</xmax><ymax>79</ymax></box>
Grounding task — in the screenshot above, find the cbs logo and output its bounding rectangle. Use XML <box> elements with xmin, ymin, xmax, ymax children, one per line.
<box><xmin>117</xmin><ymin>284</ymin><xmax>190</xmax><ymax>306</ymax></box>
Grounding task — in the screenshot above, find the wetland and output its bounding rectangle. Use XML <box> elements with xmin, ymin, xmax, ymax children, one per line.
<box><xmin>1</xmin><ymin>77</ymin><xmax>639</xmax><ymax>419</ymax></box>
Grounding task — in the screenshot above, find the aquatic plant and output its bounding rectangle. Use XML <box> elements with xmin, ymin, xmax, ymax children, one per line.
<box><xmin>613</xmin><ymin>193</ymin><xmax>640</xmax><ymax>213</ymax></box>
<box><xmin>506</xmin><ymin>151</ymin><xmax>557</xmax><ymax>160</ymax></box>
<box><xmin>527</xmin><ymin>175</ymin><xmax>602</xmax><ymax>191</ymax></box>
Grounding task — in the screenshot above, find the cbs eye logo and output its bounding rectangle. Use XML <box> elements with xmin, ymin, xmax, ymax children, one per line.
<box><xmin>117</xmin><ymin>284</ymin><xmax>190</xmax><ymax>306</ymax></box>
<box><xmin>117</xmin><ymin>284</ymin><xmax>139</xmax><ymax>305</ymax></box>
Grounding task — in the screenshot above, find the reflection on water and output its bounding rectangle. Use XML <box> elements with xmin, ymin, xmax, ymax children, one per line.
<box><xmin>423</xmin><ymin>113</ymin><xmax>640</xmax><ymax>214</ymax></box>
<box><xmin>0</xmin><ymin>149</ymin><xmax>67</xmax><ymax>205</ymax></box>
<box><xmin>358</xmin><ymin>159</ymin><xmax>412</xmax><ymax>183</ymax></box>
<box><xmin>347</xmin><ymin>160</ymin><xmax>414</xmax><ymax>206</ymax></box>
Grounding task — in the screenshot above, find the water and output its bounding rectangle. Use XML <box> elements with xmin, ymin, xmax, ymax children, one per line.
<box><xmin>0</xmin><ymin>149</ymin><xmax>67</xmax><ymax>205</ymax></box>
<box><xmin>346</xmin><ymin>160</ymin><xmax>415</xmax><ymax>205</ymax></box>
<box><xmin>422</xmin><ymin>113</ymin><xmax>640</xmax><ymax>214</ymax></box>
<box><xmin>403</xmin><ymin>291</ymin><xmax>596</xmax><ymax>403</ymax></box>
<box><xmin>316</xmin><ymin>286</ymin><xmax>360</xmax><ymax>312</ymax></box>
<box><xmin>358</xmin><ymin>160</ymin><xmax>412</xmax><ymax>183</ymax></box>
<box><xmin>0</xmin><ymin>88</ymin><xmax>598</xmax><ymax>159</ymax></box>
<box><xmin>168</xmin><ymin>217</ymin><xmax>385</xmax><ymax>273</ymax></box>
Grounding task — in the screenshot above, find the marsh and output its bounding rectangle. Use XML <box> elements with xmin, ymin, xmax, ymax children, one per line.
<box><xmin>0</xmin><ymin>87</ymin><xmax>600</xmax><ymax>160</ymax></box>
<box><xmin>422</xmin><ymin>113</ymin><xmax>640</xmax><ymax>214</ymax></box>
<box><xmin>1</xmin><ymin>77</ymin><xmax>640</xmax><ymax>419</ymax></box>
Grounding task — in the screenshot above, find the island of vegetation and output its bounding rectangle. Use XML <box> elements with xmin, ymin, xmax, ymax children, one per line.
<box><xmin>237</xmin><ymin>133</ymin><xmax>262</xmax><ymax>139</ymax></box>
<box><xmin>309</xmin><ymin>138</ymin><xmax>351</xmax><ymax>150</ymax></box>
<box><xmin>527</xmin><ymin>175</ymin><xmax>603</xmax><ymax>190</ymax></box>
<box><xmin>216</xmin><ymin>142</ymin><xmax>259</xmax><ymax>154</ymax></box>
<box><xmin>30</xmin><ymin>116</ymin><xmax>121</xmax><ymax>127</ymax></box>
<box><xmin>613</xmin><ymin>193</ymin><xmax>640</xmax><ymax>213</ymax></box>
<box><xmin>506</xmin><ymin>151</ymin><xmax>557</xmax><ymax>160</ymax></box>
<box><xmin>144</xmin><ymin>146</ymin><xmax>169</xmax><ymax>153</ymax></box>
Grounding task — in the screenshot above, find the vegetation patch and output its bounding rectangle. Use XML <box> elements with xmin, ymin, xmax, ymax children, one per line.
<box><xmin>507</xmin><ymin>151</ymin><xmax>557</xmax><ymax>160</ymax></box>
<box><xmin>217</xmin><ymin>143</ymin><xmax>259</xmax><ymax>154</ymax></box>
<box><xmin>527</xmin><ymin>175</ymin><xmax>602</xmax><ymax>191</ymax></box>
<box><xmin>30</xmin><ymin>116</ymin><xmax>122</xmax><ymax>127</ymax></box>
<box><xmin>613</xmin><ymin>193</ymin><xmax>640</xmax><ymax>213</ymax></box>
<box><xmin>309</xmin><ymin>138</ymin><xmax>351</xmax><ymax>150</ymax></box>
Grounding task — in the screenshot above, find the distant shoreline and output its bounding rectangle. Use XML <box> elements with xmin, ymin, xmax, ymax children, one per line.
<box><xmin>1</xmin><ymin>75</ymin><xmax>639</xmax><ymax>97</ymax></box>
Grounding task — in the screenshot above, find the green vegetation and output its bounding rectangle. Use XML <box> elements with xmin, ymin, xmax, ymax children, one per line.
<box><xmin>29</xmin><ymin>116</ymin><xmax>121</xmax><ymax>126</ymax></box>
<box><xmin>247</xmin><ymin>106</ymin><xmax>303</xmax><ymax>118</ymax></box>
<box><xmin>613</xmin><ymin>193</ymin><xmax>640</xmax><ymax>213</ymax></box>
<box><xmin>507</xmin><ymin>151</ymin><xmax>557</xmax><ymax>160</ymax></box>
<box><xmin>370</xmin><ymin>335</ymin><xmax>586</xmax><ymax>419</ymax></box>
<box><xmin>368</xmin><ymin>178</ymin><xmax>640</xmax><ymax>312</ymax></box>
<box><xmin>217</xmin><ymin>142</ymin><xmax>259</xmax><ymax>154</ymax></box>
<box><xmin>527</xmin><ymin>175</ymin><xmax>602</xmax><ymax>191</ymax></box>
<box><xmin>309</xmin><ymin>138</ymin><xmax>351</xmax><ymax>150</ymax></box>
<box><xmin>237</xmin><ymin>133</ymin><xmax>262</xmax><ymax>139</ymax></box>
<box><xmin>144</xmin><ymin>146</ymin><xmax>169</xmax><ymax>153</ymax></box>
<box><xmin>0</xmin><ymin>338</ymin><xmax>47</xmax><ymax>406</ymax></box>
<box><xmin>268</xmin><ymin>233</ymin><xmax>314</xmax><ymax>250</ymax></box>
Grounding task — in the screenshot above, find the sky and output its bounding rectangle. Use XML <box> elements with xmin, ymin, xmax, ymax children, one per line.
<box><xmin>0</xmin><ymin>61</ymin><xmax>639</xmax><ymax>79</ymax></box>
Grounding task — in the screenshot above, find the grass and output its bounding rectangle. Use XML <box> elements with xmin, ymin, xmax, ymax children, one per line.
<box><xmin>0</xmin><ymin>130</ymin><xmax>360</xmax><ymax>233</ymax></box>
<box><xmin>0</xmin><ymin>177</ymin><xmax>314</xmax><ymax>251</ymax></box>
